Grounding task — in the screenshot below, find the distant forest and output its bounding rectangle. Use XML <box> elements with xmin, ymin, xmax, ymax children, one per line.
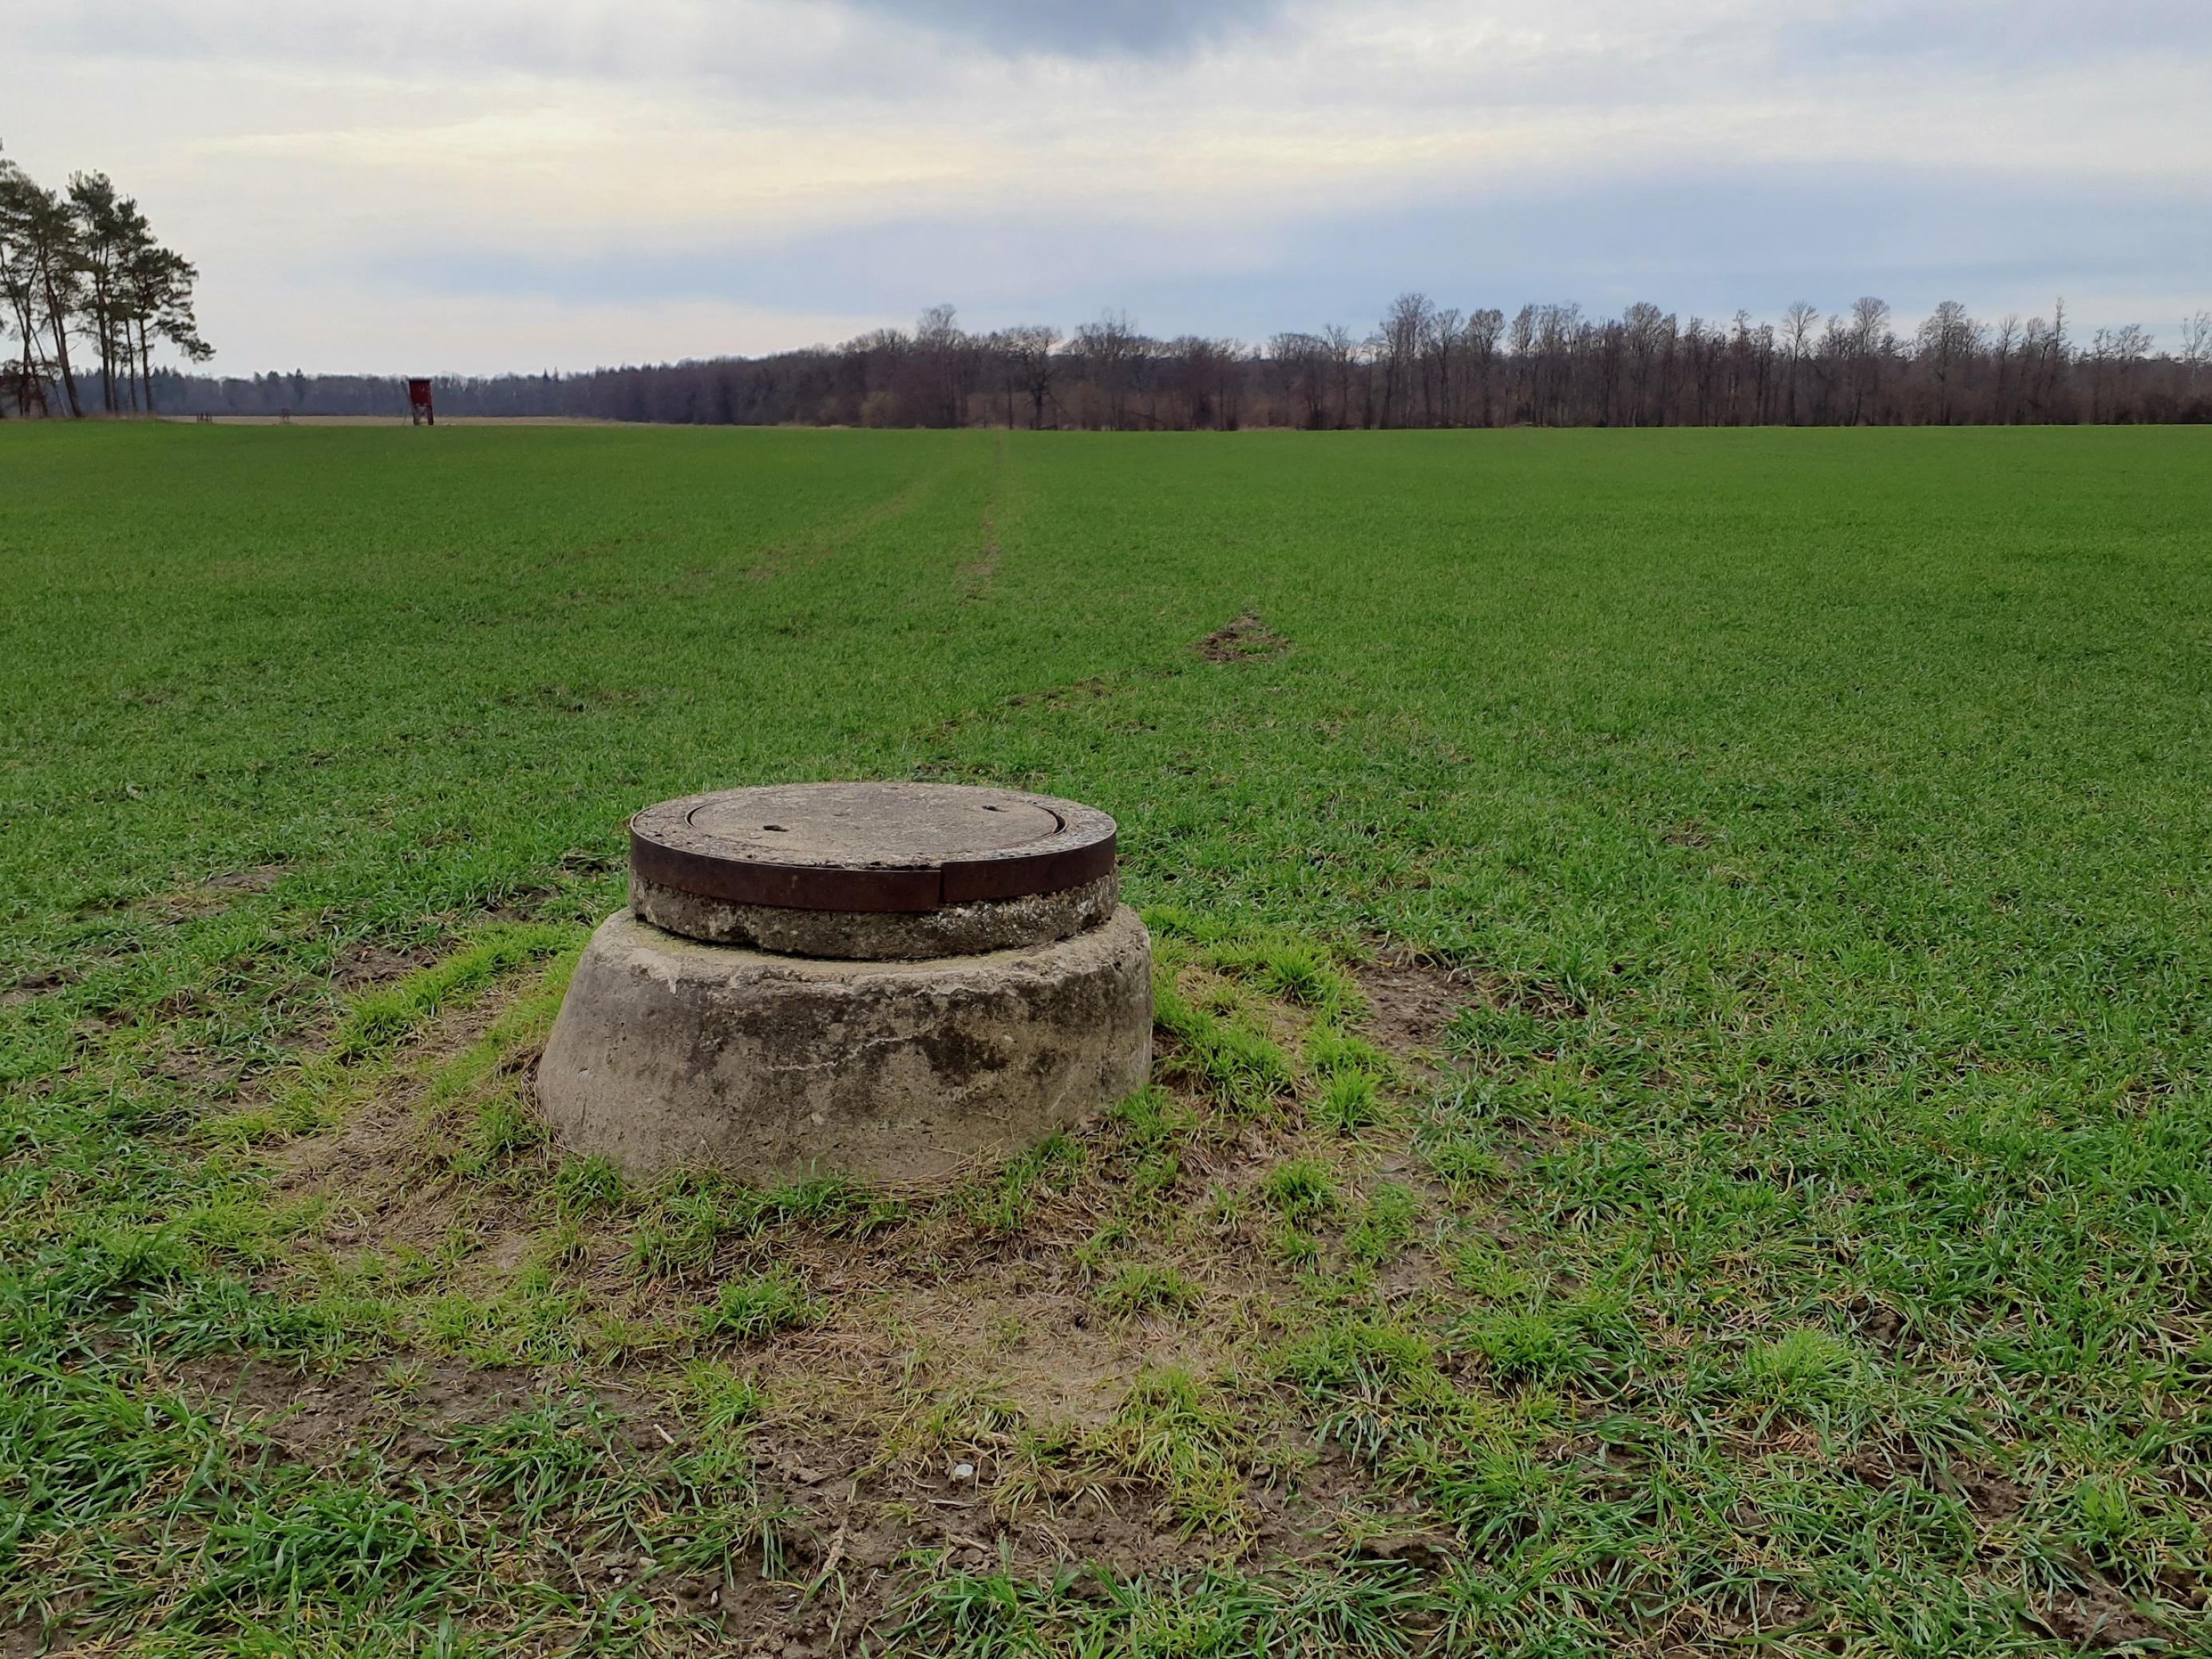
<box><xmin>144</xmin><ymin>296</ymin><xmax>2212</xmax><ymax>429</ymax></box>
<box><xmin>8</xmin><ymin>134</ymin><xmax>2208</xmax><ymax>430</ymax></box>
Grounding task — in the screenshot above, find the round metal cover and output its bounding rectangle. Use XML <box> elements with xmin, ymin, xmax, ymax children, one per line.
<box><xmin>629</xmin><ymin>782</ymin><xmax>1118</xmax><ymax>914</ymax></box>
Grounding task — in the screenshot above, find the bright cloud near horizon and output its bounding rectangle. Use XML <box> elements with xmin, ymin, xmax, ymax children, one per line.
<box><xmin>10</xmin><ymin>0</ymin><xmax>2209</xmax><ymax>375</ymax></box>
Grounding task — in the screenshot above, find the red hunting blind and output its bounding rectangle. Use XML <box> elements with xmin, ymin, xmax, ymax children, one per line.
<box><xmin>406</xmin><ymin>378</ymin><xmax>434</xmax><ymax>426</ymax></box>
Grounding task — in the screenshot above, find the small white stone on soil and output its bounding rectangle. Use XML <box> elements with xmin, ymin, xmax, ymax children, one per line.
<box><xmin>950</xmin><ymin>1462</ymin><xmax>976</xmax><ymax>1483</ymax></box>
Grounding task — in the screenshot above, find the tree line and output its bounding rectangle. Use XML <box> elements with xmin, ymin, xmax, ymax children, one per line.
<box><xmin>151</xmin><ymin>294</ymin><xmax>2212</xmax><ymax>430</ymax></box>
<box><xmin>0</xmin><ymin>145</ymin><xmax>211</xmax><ymax>418</ymax></box>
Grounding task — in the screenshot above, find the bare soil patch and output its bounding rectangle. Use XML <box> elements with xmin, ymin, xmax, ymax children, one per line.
<box><xmin>1001</xmin><ymin>675</ymin><xmax>1114</xmax><ymax>713</ymax></box>
<box><xmin>205</xmin><ymin>951</ymin><xmax>1474</xmax><ymax>1652</ymax></box>
<box><xmin>1357</xmin><ymin>950</ymin><xmax>1472</xmax><ymax>1056</ymax></box>
<box><xmin>154</xmin><ymin>1044</ymin><xmax>243</xmax><ymax>1092</ymax></box>
<box><xmin>208</xmin><ymin>864</ymin><xmax>288</xmax><ymax>893</ymax></box>
<box><xmin>1196</xmin><ymin>611</ymin><xmax>1287</xmax><ymax>663</ymax></box>
<box><xmin>264</xmin><ymin>995</ymin><xmax>530</xmax><ymax>1265</ymax></box>
<box><xmin>172</xmin><ymin>1352</ymin><xmax>544</xmax><ymax>1471</ymax></box>
<box><xmin>2</xmin><ymin>966</ymin><xmax>80</xmax><ymax>1006</ymax></box>
<box><xmin>961</xmin><ymin>505</ymin><xmax>1000</xmax><ymax>588</ymax></box>
<box><xmin>2029</xmin><ymin>1583</ymin><xmax>2165</xmax><ymax>1649</ymax></box>
<box><xmin>132</xmin><ymin>865</ymin><xmax>288</xmax><ymax>926</ymax></box>
<box><xmin>331</xmin><ymin>942</ymin><xmax>439</xmax><ymax>991</ymax></box>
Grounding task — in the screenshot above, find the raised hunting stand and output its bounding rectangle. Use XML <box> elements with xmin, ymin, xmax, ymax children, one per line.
<box><xmin>406</xmin><ymin>378</ymin><xmax>434</xmax><ymax>426</ymax></box>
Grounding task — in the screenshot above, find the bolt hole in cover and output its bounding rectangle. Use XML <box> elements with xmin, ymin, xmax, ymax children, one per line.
<box><xmin>627</xmin><ymin>782</ymin><xmax>1121</xmax><ymax>960</ymax></box>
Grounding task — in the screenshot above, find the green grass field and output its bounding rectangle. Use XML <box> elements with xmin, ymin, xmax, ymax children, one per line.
<box><xmin>4</xmin><ymin>422</ymin><xmax>2210</xmax><ymax>1656</ymax></box>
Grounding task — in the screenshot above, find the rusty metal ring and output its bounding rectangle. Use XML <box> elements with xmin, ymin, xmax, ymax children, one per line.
<box><xmin>629</xmin><ymin>782</ymin><xmax>1118</xmax><ymax>915</ymax></box>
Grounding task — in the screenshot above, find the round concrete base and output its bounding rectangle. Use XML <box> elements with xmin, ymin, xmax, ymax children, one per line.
<box><xmin>536</xmin><ymin>907</ymin><xmax>1152</xmax><ymax>1183</ymax></box>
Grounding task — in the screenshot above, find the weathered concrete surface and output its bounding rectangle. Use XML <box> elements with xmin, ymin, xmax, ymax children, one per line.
<box><xmin>629</xmin><ymin>869</ymin><xmax>1118</xmax><ymax>960</ymax></box>
<box><xmin>537</xmin><ymin>906</ymin><xmax>1152</xmax><ymax>1182</ymax></box>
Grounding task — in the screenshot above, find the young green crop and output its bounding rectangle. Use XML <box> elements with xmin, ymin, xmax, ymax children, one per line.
<box><xmin>3</xmin><ymin>422</ymin><xmax>2210</xmax><ymax>1653</ymax></box>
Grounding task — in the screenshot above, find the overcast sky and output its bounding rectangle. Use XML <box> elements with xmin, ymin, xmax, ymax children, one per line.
<box><xmin>10</xmin><ymin>0</ymin><xmax>2209</xmax><ymax>375</ymax></box>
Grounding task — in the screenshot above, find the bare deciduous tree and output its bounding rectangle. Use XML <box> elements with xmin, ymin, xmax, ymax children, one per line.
<box><xmin>1779</xmin><ymin>302</ymin><xmax>1820</xmax><ymax>426</ymax></box>
<box><xmin>1463</xmin><ymin>308</ymin><xmax>1504</xmax><ymax>427</ymax></box>
<box><xmin>1377</xmin><ymin>292</ymin><xmax>1433</xmax><ymax>427</ymax></box>
<box><xmin>1427</xmin><ymin>307</ymin><xmax>1461</xmax><ymax>427</ymax></box>
<box><xmin>1916</xmin><ymin>301</ymin><xmax>1982</xmax><ymax>424</ymax></box>
<box><xmin>1320</xmin><ymin>324</ymin><xmax>1360</xmax><ymax>430</ymax></box>
<box><xmin>997</xmin><ymin>324</ymin><xmax>1061</xmax><ymax>429</ymax></box>
<box><xmin>913</xmin><ymin>304</ymin><xmax>971</xmax><ymax>427</ymax></box>
<box><xmin>1846</xmin><ymin>296</ymin><xmax>1893</xmax><ymax>425</ymax></box>
<box><xmin>2180</xmin><ymin>311</ymin><xmax>2212</xmax><ymax>391</ymax></box>
<box><xmin>1072</xmin><ymin>311</ymin><xmax>1141</xmax><ymax>430</ymax></box>
<box><xmin>1989</xmin><ymin>315</ymin><xmax>2020</xmax><ymax>423</ymax></box>
<box><xmin>1270</xmin><ymin>331</ymin><xmax>1328</xmax><ymax>429</ymax></box>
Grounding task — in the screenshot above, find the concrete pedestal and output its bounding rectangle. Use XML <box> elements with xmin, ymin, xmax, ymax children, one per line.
<box><xmin>537</xmin><ymin>906</ymin><xmax>1152</xmax><ymax>1183</ymax></box>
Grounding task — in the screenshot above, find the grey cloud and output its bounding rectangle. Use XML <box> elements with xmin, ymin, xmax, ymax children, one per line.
<box><xmin>1787</xmin><ymin>0</ymin><xmax>2206</xmax><ymax>68</ymax></box>
<box><xmin>829</xmin><ymin>0</ymin><xmax>1287</xmax><ymax>57</ymax></box>
<box><xmin>29</xmin><ymin>0</ymin><xmax>1286</xmax><ymax>94</ymax></box>
<box><xmin>384</xmin><ymin>163</ymin><xmax>2212</xmax><ymax>350</ymax></box>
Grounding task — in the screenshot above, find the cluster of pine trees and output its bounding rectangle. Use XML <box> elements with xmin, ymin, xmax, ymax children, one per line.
<box><xmin>161</xmin><ymin>295</ymin><xmax>2211</xmax><ymax>430</ymax></box>
<box><xmin>0</xmin><ymin>145</ymin><xmax>211</xmax><ymax>418</ymax></box>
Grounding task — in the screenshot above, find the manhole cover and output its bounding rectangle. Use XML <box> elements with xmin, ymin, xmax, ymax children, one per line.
<box><xmin>631</xmin><ymin>782</ymin><xmax>1117</xmax><ymax>914</ymax></box>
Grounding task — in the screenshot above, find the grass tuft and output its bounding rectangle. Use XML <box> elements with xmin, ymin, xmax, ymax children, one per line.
<box><xmin>1096</xmin><ymin>1263</ymin><xmax>1202</xmax><ymax>1317</ymax></box>
<box><xmin>699</xmin><ymin>1265</ymin><xmax>825</xmax><ymax>1340</ymax></box>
